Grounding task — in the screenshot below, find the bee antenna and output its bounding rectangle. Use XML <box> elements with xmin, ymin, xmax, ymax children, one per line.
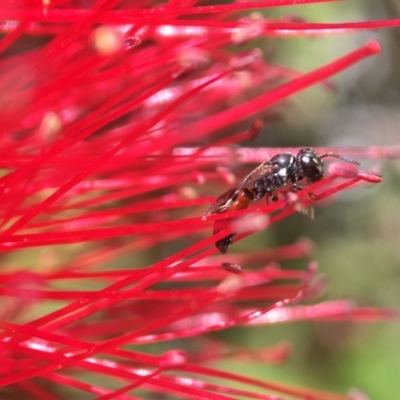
<box><xmin>320</xmin><ymin>152</ymin><xmax>360</xmax><ymax>166</ymax></box>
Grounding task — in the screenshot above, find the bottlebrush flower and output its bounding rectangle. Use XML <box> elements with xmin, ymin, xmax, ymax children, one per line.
<box><xmin>0</xmin><ymin>1</ymin><xmax>399</xmax><ymax>399</ymax></box>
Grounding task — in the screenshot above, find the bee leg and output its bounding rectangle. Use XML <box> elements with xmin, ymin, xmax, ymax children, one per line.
<box><xmin>300</xmin><ymin>179</ymin><xmax>319</xmax><ymax>200</ymax></box>
<box><xmin>253</xmin><ymin>191</ymin><xmax>266</xmax><ymax>201</ymax></box>
<box><xmin>290</xmin><ymin>182</ymin><xmax>303</xmax><ymax>192</ymax></box>
<box><xmin>291</xmin><ymin>179</ymin><xmax>319</xmax><ymax>200</ymax></box>
<box><xmin>309</xmin><ymin>192</ymin><xmax>320</xmax><ymax>200</ymax></box>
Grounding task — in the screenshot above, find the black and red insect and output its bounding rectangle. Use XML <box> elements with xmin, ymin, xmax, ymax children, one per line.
<box><xmin>205</xmin><ymin>147</ymin><xmax>359</xmax><ymax>253</ymax></box>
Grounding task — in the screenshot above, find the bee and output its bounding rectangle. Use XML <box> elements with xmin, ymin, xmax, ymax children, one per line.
<box><xmin>205</xmin><ymin>147</ymin><xmax>359</xmax><ymax>253</ymax></box>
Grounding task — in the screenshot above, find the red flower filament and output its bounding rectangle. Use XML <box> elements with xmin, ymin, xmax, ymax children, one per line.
<box><xmin>0</xmin><ymin>1</ymin><xmax>398</xmax><ymax>399</ymax></box>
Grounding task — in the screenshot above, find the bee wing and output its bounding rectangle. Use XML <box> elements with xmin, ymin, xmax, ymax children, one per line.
<box><xmin>236</xmin><ymin>161</ymin><xmax>277</xmax><ymax>189</ymax></box>
<box><xmin>205</xmin><ymin>162</ymin><xmax>277</xmax><ymax>217</ymax></box>
<box><xmin>204</xmin><ymin>188</ymin><xmax>238</xmax><ymax>216</ymax></box>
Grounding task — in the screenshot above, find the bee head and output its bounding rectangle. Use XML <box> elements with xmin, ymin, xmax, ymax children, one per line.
<box><xmin>296</xmin><ymin>148</ymin><xmax>360</xmax><ymax>183</ymax></box>
<box><xmin>296</xmin><ymin>148</ymin><xmax>325</xmax><ymax>183</ymax></box>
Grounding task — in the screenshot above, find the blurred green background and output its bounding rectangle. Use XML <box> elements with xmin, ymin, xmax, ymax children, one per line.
<box><xmin>214</xmin><ymin>1</ymin><xmax>400</xmax><ymax>398</ymax></box>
